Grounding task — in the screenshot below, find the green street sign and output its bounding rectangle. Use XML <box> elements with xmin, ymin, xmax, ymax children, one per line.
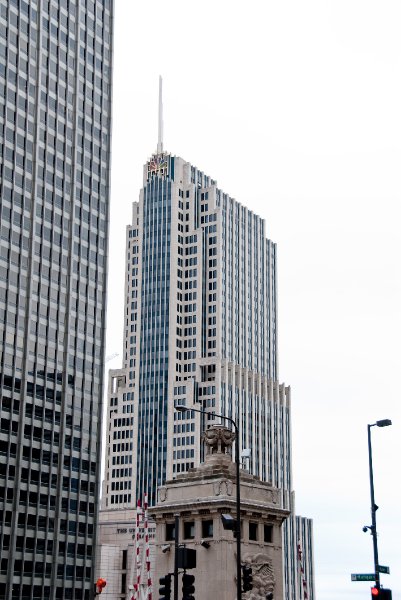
<box><xmin>351</xmin><ymin>574</ymin><xmax>375</xmax><ymax>582</ymax></box>
<box><xmin>378</xmin><ymin>565</ymin><xmax>390</xmax><ymax>574</ymax></box>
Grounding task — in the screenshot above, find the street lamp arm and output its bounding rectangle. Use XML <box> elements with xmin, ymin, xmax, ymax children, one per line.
<box><xmin>175</xmin><ymin>404</ymin><xmax>238</xmax><ymax>433</ymax></box>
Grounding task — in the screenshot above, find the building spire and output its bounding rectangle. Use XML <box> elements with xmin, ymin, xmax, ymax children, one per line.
<box><xmin>157</xmin><ymin>75</ymin><xmax>163</xmax><ymax>154</ymax></box>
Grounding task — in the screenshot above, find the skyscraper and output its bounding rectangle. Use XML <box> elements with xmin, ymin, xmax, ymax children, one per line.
<box><xmin>104</xmin><ymin>152</ymin><xmax>280</xmax><ymax>509</ymax></box>
<box><xmin>0</xmin><ymin>1</ymin><xmax>113</xmax><ymax>599</ymax></box>
<box><xmin>98</xmin><ymin>86</ymin><xmax>314</xmax><ymax>599</ymax></box>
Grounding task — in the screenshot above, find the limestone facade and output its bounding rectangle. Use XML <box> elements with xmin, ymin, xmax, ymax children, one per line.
<box><xmin>96</xmin><ymin>508</ymin><xmax>155</xmax><ymax>599</ymax></box>
<box><xmin>151</xmin><ymin>426</ymin><xmax>289</xmax><ymax>599</ymax></box>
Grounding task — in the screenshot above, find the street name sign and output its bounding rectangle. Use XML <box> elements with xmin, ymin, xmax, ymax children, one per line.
<box><xmin>351</xmin><ymin>574</ymin><xmax>375</xmax><ymax>582</ymax></box>
<box><xmin>378</xmin><ymin>565</ymin><xmax>390</xmax><ymax>574</ymax></box>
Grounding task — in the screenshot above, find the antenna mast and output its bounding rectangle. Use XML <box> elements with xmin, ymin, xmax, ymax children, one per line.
<box><xmin>157</xmin><ymin>75</ymin><xmax>163</xmax><ymax>154</ymax></box>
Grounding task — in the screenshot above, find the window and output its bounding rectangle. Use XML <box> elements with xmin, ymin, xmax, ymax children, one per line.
<box><xmin>165</xmin><ymin>523</ymin><xmax>175</xmax><ymax>541</ymax></box>
<box><xmin>201</xmin><ymin>520</ymin><xmax>213</xmax><ymax>538</ymax></box>
<box><xmin>264</xmin><ymin>524</ymin><xmax>273</xmax><ymax>543</ymax></box>
<box><xmin>249</xmin><ymin>522</ymin><xmax>258</xmax><ymax>541</ymax></box>
<box><xmin>183</xmin><ymin>521</ymin><xmax>195</xmax><ymax>539</ymax></box>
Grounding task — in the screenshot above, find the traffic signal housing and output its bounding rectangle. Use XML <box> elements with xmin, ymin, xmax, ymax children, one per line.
<box><xmin>371</xmin><ymin>588</ymin><xmax>392</xmax><ymax>599</ymax></box>
<box><xmin>242</xmin><ymin>565</ymin><xmax>253</xmax><ymax>592</ymax></box>
<box><xmin>95</xmin><ymin>578</ymin><xmax>107</xmax><ymax>595</ymax></box>
<box><xmin>182</xmin><ymin>573</ymin><xmax>195</xmax><ymax>600</ymax></box>
<box><xmin>177</xmin><ymin>547</ymin><xmax>197</xmax><ymax>569</ymax></box>
<box><xmin>159</xmin><ymin>574</ymin><xmax>172</xmax><ymax>600</ymax></box>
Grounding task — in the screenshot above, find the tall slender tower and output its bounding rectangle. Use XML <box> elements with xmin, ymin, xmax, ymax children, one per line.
<box><xmin>98</xmin><ymin>87</ymin><xmax>314</xmax><ymax>599</ymax></box>
<box><xmin>0</xmin><ymin>1</ymin><xmax>113</xmax><ymax>599</ymax></box>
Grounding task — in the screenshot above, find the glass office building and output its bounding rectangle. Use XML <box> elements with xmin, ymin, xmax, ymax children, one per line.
<box><xmin>0</xmin><ymin>1</ymin><xmax>113</xmax><ymax>598</ymax></box>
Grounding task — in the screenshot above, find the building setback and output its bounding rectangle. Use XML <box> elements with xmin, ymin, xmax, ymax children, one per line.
<box><xmin>99</xmin><ymin>142</ymin><xmax>314</xmax><ymax>598</ymax></box>
<box><xmin>0</xmin><ymin>1</ymin><xmax>113</xmax><ymax>599</ymax></box>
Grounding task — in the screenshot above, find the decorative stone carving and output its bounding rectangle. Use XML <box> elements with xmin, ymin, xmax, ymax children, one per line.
<box><xmin>202</xmin><ymin>425</ymin><xmax>236</xmax><ymax>456</ymax></box>
<box><xmin>241</xmin><ymin>552</ymin><xmax>275</xmax><ymax>599</ymax></box>
<box><xmin>213</xmin><ymin>480</ymin><xmax>233</xmax><ymax>496</ymax></box>
<box><xmin>158</xmin><ymin>487</ymin><xmax>167</xmax><ymax>502</ymax></box>
<box><xmin>213</xmin><ymin>481</ymin><xmax>221</xmax><ymax>496</ymax></box>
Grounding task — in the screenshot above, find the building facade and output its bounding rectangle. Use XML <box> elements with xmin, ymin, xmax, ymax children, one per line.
<box><xmin>99</xmin><ymin>148</ymin><xmax>314</xmax><ymax>598</ymax></box>
<box><xmin>0</xmin><ymin>1</ymin><xmax>113</xmax><ymax>599</ymax></box>
<box><xmin>152</xmin><ymin>425</ymin><xmax>289</xmax><ymax>600</ymax></box>
<box><xmin>103</xmin><ymin>153</ymin><xmax>279</xmax><ymax>510</ymax></box>
<box><xmin>96</xmin><ymin>507</ymin><xmax>156</xmax><ymax>600</ymax></box>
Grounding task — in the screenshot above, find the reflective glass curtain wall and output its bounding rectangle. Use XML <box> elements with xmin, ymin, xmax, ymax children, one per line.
<box><xmin>136</xmin><ymin>178</ymin><xmax>171</xmax><ymax>505</ymax></box>
<box><xmin>0</xmin><ymin>1</ymin><xmax>113</xmax><ymax>598</ymax></box>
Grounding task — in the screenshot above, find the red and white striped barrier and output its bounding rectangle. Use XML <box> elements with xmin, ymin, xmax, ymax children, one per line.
<box><xmin>131</xmin><ymin>496</ymin><xmax>152</xmax><ymax>600</ymax></box>
<box><xmin>297</xmin><ymin>541</ymin><xmax>308</xmax><ymax>600</ymax></box>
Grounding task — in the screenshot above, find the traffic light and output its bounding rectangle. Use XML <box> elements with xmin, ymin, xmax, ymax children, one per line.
<box><xmin>371</xmin><ymin>588</ymin><xmax>392</xmax><ymax>599</ymax></box>
<box><xmin>242</xmin><ymin>565</ymin><xmax>253</xmax><ymax>592</ymax></box>
<box><xmin>159</xmin><ymin>574</ymin><xmax>172</xmax><ymax>600</ymax></box>
<box><xmin>177</xmin><ymin>547</ymin><xmax>197</xmax><ymax>569</ymax></box>
<box><xmin>182</xmin><ymin>573</ymin><xmax>195</xmax><ymax>600</ymax></box>
<box><xmin>95</xmin><ymin>578</ymin><xmax>107</xmax><ymax>595</ymax></box>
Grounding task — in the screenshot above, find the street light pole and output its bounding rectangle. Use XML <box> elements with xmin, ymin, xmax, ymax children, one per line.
<box><xmin>367</xmin><ymin>423</ymin><xmax>380</xmax><ymax>590</ymax></box>
<box><xmin>173</xmin><ymin>513</ymin><xmax>179</xmax><ymax>600</ymax></box>
<box><xmin>175</xmin><ymin>405</ymin><xmax>242</xmax><ymax>600</ymax></box>
<box><xmin>367</xmin><ymin>419</ymin><xmax>392</xmax><ymax>591</ymax></box>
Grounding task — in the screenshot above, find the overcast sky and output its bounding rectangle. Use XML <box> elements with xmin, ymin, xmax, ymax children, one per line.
<box><xmin>105</xmin><ymin>2</ymin><xmax>401</xmax><ymax>597</ymax></box>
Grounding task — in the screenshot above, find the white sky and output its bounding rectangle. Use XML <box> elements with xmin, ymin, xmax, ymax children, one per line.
<box><xmin>106</xmin><ymin>2</ymin><xmax>401</xmax><ymax>597</ymax></box>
